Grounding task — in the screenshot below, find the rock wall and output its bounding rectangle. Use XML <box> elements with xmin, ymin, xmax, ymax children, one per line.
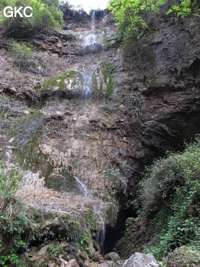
<box><xmin>0</xmin><ymin>11</ymin><xmax>200</xmax><ymax>259</ymax></box>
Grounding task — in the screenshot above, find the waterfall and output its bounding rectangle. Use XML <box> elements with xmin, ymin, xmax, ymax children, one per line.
<box><xmin>96</xmin><ymin>223</ymin><xmax>106</xmax><ymax>255</ymax></box>
<box><xmin>82</xmin><ymin>74</ymin><xmax>92</xmax><ymax>98</ymax></box>
<box><xmin>80</xmin><ymin>12</ymin><xmax>105</xmax><ymax>54</ymax></box>
<box><xmin>91</xmin><ymin>10</ymin><xmax>95</xmax><ymax>30</ymax></box>
<box><xmin>92</xmin><ymin>199</ymin><xmax>107</xmax><ymax>255</ymax></box>
<box><xmin>74</xmin><ymin>176</ymin><xmax>89</xmax><ymax>196</ymax></box>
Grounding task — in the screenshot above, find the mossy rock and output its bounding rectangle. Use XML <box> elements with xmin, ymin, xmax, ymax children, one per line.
<box><xmin>162</xmin><ymin>246</ymin><xmax>200</xmax><ymax>267</ymax></box>
<box><xmin>41</xmin><ymin>71</ymin><xmax>84</xmax><ymax>92</ymax></box>
<box><xmin>92</xmin><ymin>61</ymin><xmax>114</xmax><ymax>95</ymax></box>
<box><xmin>45</xmin><ymin>171</ymin><xmax>77</xmax><ymax>192</ymax></box>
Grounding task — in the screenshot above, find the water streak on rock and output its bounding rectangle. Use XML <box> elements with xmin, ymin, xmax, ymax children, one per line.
<box><xmin>96</xmin><ymin>222</ymin><xmax>106</xmax><ymax>255</ymax></box>
<box><xmin>74</xmin><ymin>176</ymin><xmax>89</xmax><ymax>196</ymax></box>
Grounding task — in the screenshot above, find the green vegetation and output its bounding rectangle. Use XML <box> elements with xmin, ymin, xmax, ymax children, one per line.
<box><xmin>0</xmin><ymin>168</ymin><xmax>35</xmax><ymax>266</ymax></box>
<box><xmin>108</xmin><ymin>0</ymin><xmax>200</xmax><ymax>43</ymax></box>
<box><xmin>104</xmin><ymin>166</ymin><xmax>127</xmax><ymax>196</ymax></box>
<box><xmin>8</xmin><ymin>40</ymin><xmax>53</xmax><ymax>73</ymax></box>
<box><xmin>139</xmin><ymin>139</ymin><xmax>200</xmax><ymax>259</ymax></box>
<box><xmin>0</xmin><ymin>167</ymin><xmax>96</xmax><ymax>265</ymax></box>
<box><xmin>140</xmin><ymin>140</ymin><xmax>200</xmax><ymax>257</ymax></box>
<box><xmin>48</xmin><ymin>243</ymin><xmax>63</xmax><ymax>257</ymax></box>
<box><xmin>58</xmin><ymin>209</ymin><xmax>95</xmax><ymax>250</ymax></box>
<box><xmin>41</xmin><ymin>71</ymin><xmax>84</xmax><ymax>91</ymax></box>
<box><xmin>162</xmin><ymin>246</ymin><xmax>200</xmax><ymax>267</ymax></box>
<box><xmin>0</xmin><ymin>0</ymin><xmax>63</xmax><ymax>37</ymax></box>
<box><xmin>92</xmin><ymin>61</ymin><xmax>114</xmax><ymax>95</ymax></box>
<box><xmin>9</xmin><ymin>40</ymin><xmax>34</xmax><ymax>69</ymax></box>
<box><xmin>118</xmin><ymin>139</ymin><xmax>200</xmax><ymax>263</ymax></box>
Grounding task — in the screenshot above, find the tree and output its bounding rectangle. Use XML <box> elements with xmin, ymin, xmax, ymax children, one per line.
<box><xmin>108</xmin><ymin>0</ymin><xmax>200</xmax><ymax>43</ymax></box>
<box><xmin>167</xmin><ymin>0</ymin><xmax>199</xmax><ymax>18</ymax></box>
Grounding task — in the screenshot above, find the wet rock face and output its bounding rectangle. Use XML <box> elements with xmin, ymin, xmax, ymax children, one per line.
<box><xmin>123</xmin><ymin>16</ymin><xmax>200</xmax><ymax>87</ymax></box>
<box><xmin>114</xmin><ymin>15</ymin><xmax>200</xmax><ymax>183</ymax></box>
<box><xmin>2</xmin><ymin>14</ymin><xmax>200</xmax><ymax>200</ymax></box>
<box><xmin>81</xmin><ymin>43</ymin><xmax>103</xmax><ymax>55</ymax></box>
<box><xmin>1</xmin><ymin>11</ymin><xmax>200</xmax><ymax>259</ymax></box>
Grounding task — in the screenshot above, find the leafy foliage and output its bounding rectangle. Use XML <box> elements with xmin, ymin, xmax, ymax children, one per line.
<box><xmin>48</xmin><ymin>243</ymin><xmax>63</xmax><ymax>256</ymax></box>
<box><xmin>108</xmin><ymin>0</ymin><xmax>159</xmax><ymax>42</ymax></box>
<box><xmin>139</xmin><ymin>139</ymin><xmax>200</xmax><ymax>258</ymax></box>
<box><xmin>162</xmin><ymin>246</ymin><xmax>200</xmax><ymax>267</ymax></box>
<box><xmin>9</xmin><ymin>40</ymin><xmax>34</xmax><ymax>69</ymax></box>
<box><xmin>140</xmin><ymin>139</ymin><xmax>200</xmax><ymax>211</ymax></box>
<box><xmin>0</xmin><ymin>168</ymin><xmax>35</xmax><ymax>266</ymax></box>
<box><xmin>9</xmin><ymin>40</ymin><xmax>53</xmax><ymax>73</ymax></box>
<box><xmin>167</xmin><ymin>0</ymin><xmax>200</xmax><ymax>18</ymax></box>
<box><xmin>108</xmin><ymin>0</ymin><xmax>200</xmax><ymax>43</ymax></box>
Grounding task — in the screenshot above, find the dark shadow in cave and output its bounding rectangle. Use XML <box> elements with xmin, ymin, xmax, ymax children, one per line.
<box><xmin>103</xmin><ymin>207</ymin><xmax>136</xmax><ymax>255</ymax></box>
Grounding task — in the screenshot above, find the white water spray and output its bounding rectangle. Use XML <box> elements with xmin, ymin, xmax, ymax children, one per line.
<box><xmin>74</xmin><ymin>176</ymin><xmax>89</xmax><ymax>196</ymax></box>
<box><xmin>82</xmin><ymin>74</ymin><xmax>92</xmax><ymax>97</ymax></box>
<box><xmin>96</xmin><ymin>222</ymin><xmax>106</xmax><ymax>255</ymax></box>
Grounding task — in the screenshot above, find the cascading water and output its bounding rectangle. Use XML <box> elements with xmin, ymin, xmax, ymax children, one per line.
<box><xmin>80</xmin><ymin>11</ymin><xmax>105</xmax><ymax>55</ymax></box>
<box><xmin>96</xmin><ymin>222</ymin><xmax>106</xmax><ymax>255</ymax></box>
<box><xmin>9</xmin><ymin>12</ymin><xmax>128</xmax><ymax>260</ymax></box>
<box><xmin>74</xmin><ymin>176</ymin><xmax>90</xmax><ymax>196</ymax></box>
<box><xmin>82</xmin><ymin>31</ymin><xmax>105</xmax><ymax>47</ymax></box>
<box><xmin>92</xmin><ymin>199</ymin><xmax>107</xmax><ymax>255</ymax></box>
<box><xmin>81</xmin><ymin>74</ymin><xmax>92</xmax><ymax>98</ymax></box>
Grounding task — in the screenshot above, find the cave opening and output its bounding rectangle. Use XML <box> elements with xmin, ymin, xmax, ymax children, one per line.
<box><xmin>103</xmin><ymin>207</ymin><xmax>136</xmax><ymax>255</ymax></box>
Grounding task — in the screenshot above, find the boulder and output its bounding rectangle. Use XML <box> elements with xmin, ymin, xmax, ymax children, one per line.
<box><xmin>122</xmin><ymin>252</ymin><xmax>159</xmax><ymax>267</ymax></box>
<box><xmin>65</xmin><ymin>259</ymin><xmax>80</xmax><ymax>267</ymax></box>
<box><xmin>37</xmin><ymin>245</ymin><xmax>48</xmax><ymax>256</ymax></box>
<box><xmin>162</xmin><ymin>246</ymin><xmax>200</xmax><ymax>267</ymax></box>
<box><xmin>104</xmin><ymin>252</ymin><xmax>120</xmax><ymax>261</ymax></box>
<box><xmin>89</xmin><ymin>263</ymin><xmax>99</xmax><ymax>267</ymax></box>
<box><xmin>80</xmin><ymin>250</ymin><xmax>89</xmax><ymax>260</ymax></box>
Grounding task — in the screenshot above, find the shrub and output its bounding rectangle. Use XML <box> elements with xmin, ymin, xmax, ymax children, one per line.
<box><xmin>9</xmin><ymin>40</ymin><xmax>34</xmax><ymax>69</ymax></box>
<box><xmin>140</xmin><ymin>139</ymin><xmax>200</xmax><ymax>212</ymax></box>
<box><xmin>162</xmin><ymin>246</ymin><xmax>200</xmax><ymax>267</ymax></box>
<box><xmin>48</xmin><ymin>243</ymin><xmax>63</xmax><ymax>256</ymax></box>
<box><xmin>139</xmin><ymin>139</ymin><xmax>200</xmax><ymax>259</ymax></box>
<box><xmin>0</xmin><ymin>168</ymin><xmax>34</xmax><ymax>265</ymax></box>
<box><xmin>9</xmin><ymin>40</ymin><xmax>53</xmax><ymax>73</ymax></box>
<box><xmin>108</xmin><ymin>0</ymin><xmax>200</xmax><ymax>44</ymax></box>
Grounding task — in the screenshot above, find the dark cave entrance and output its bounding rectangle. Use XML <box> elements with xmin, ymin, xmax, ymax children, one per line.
<box><xmin>103</xmin><ymin>207</ymin><xmax>136</xmax><ymax>255</ymax></box>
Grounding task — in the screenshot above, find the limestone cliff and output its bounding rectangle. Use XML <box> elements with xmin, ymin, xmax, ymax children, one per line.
<box><xmin>0</xmin><ymin>10</ymin><xmax>200</xmax><ymax>266</ymax></box>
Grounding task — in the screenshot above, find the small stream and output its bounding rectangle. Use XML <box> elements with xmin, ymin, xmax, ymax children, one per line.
<box><xmin>74</xmin><ymin>176</ymin><xmax>90</xmax><ymax>196</ymax></box>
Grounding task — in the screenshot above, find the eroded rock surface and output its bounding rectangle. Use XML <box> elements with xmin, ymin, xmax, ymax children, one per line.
<box><xmin>0</xmin><ymin>10</ymin><xmax>200</xmax><ymax>265</ymax></box>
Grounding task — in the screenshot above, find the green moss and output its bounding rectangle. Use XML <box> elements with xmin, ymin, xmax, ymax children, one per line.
<box><xmin>162</xmin><ymin>246</ymin><xmax>200</xmax><ymax>267</ymax></box>
<box><xmin>106</xmin><ymin>204</ymin><xmax>118</xmax><ymax>223</ymax></box>
<box><xmin>92</xmin><ymin>61</ymin><xmax>115</xmax><ymax>95</ymax></box>
<box><xmin>41</xmin><ymin>71</ymin><xmax>84</xmax><ymax>91</ymax></box>
<box><xmin>45</xmin><ymin>171</ymin><xmax>76</xmax><ymax>192</ymax></box>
